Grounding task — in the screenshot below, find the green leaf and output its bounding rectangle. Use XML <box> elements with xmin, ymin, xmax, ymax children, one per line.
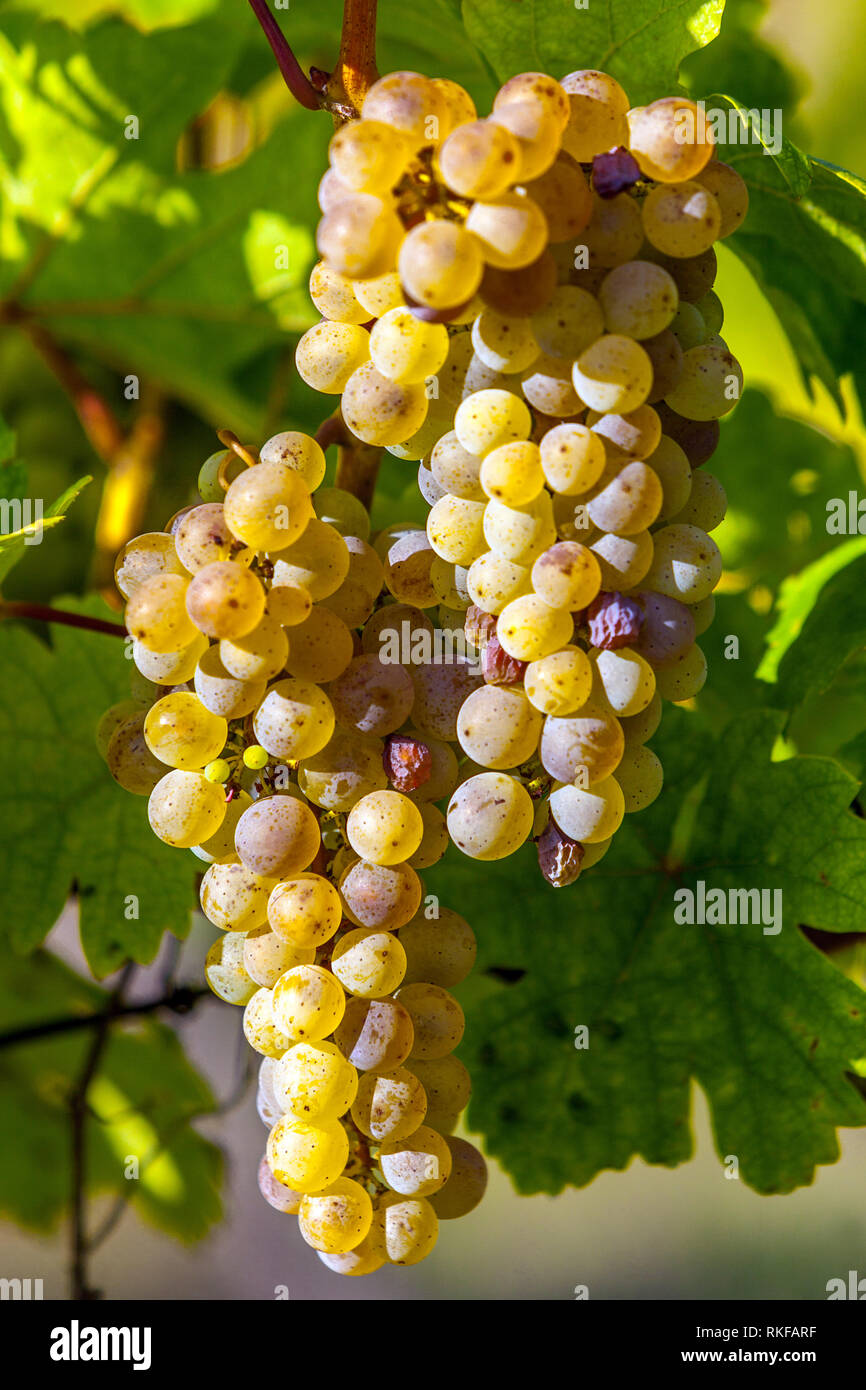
<box><xmin>0</xmin><ymin>475</ymin><xmax>91</xmax><ymax>586</ymax></box>
<box><xmin>1</xmin><ymin>0</ymin><xmax>221</xmax><ymax>30</ymax></box>
<box><xmin>714</xmin><ymin>99</ymin><xmax>866</xmax><ymax>411</ymax></box>
<box><xmin>757</xmin><ymin>548</ymin><xmax>866</xmax><ymax>708</ymax></box>
<box><xmin>0</xmin><ymin>601</ymin><xmax>198</xmax><ymax>976</ymax></box>
<box><xmin>429</xmin><ymin>710</ymin><xmax>866</xmax><ymax>1195</ymax></box>
<box><xmin>681</xmin><ymin>0</ymin><xmax>803</xmax><ymax>114</ymax></box>
<box><xmin>0</xmin><ymin>946</ymin><xmax>222</xmax><ymax>1241</ymax></box>
<box><xmin>460</xmin><ymin>0</ymin><xmax>725</xmax><ymax>105</ymax></box>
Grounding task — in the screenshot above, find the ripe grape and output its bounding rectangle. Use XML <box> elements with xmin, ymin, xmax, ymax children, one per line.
<box><xmin>205</xmin><ymin>933</ymin><xmax>257</xmax><ymax>1005</ymax></box>
<box><xmin>524</xmin><ymin>645</ymin><xmax>592</xmax><ymax>716</ymax></box>
<box><xmin>243</xmin><ymin>928</ymin><xmax>315</xmax><ymax>989</ymax></box>
<box><xmin>427</xmin><ymin>494</ymin><xmax>487</xmax><ymax>565</ymax></box>
<box><xmin>539</xmin><ymin>423</ymin><xmax>606</xmax><ymax>496</ymax></box>
<box><xmin>480</xmin><ymin>440</ymin><xmax>544</xmax><ymax>506</ymax></box>
<box><xmin>148</xmin><ymin>769</ymin><xmax>227</xmax><ymax>848</ymax></box>
<box><xmin>429</xmin><ymin>1137</ymin><xmax>488</xmax><ymax>1219</ymax></box>
<box><xmin>695</xmin><ymin>161</ymin><xmax>749</xmax><ymax>237</ymax></box>
<box><xmin>497</xmin><ymin>594</ymin><xmax>574</xmax><ymax>661</ymax></box>
<box><xmin>480</xmin><ymin>250</ymin><xmax>558</xmax><ymax>316</ymax></box>
<box><xmin>397</xmin><ymin>982</ymin><xmax>464</xmax><ymax>1060</ymax></box>
<box><xmin>520</xmin><ymin>354</ymin><xmax>584</xmax><ymax>417</ymax></box>
<box><xmin>272</xmin><ymin>963</ymin><xmax>346</xmax><ymax>1043</ymax></box>
<box><xmin>483</xmin><ymin>493</ymin><xmax>556</xmax><ymax>565</ymax></box>
<box><xmin>351</xmin><ymin>1068</ymin><xmax>427</xmax><ymax>1142</ymax></box>
<box><xmin>573</xmin><ymin>335</ymin><xmax>653</xmax><ymax>414</ymax></box>
<box><xmin>243</xmin><ymin>987</ymin><xmax>292</xmax><ymax>1058</ymax></box>
<box><xmin>317</xmin><ymin>193</ymin><xmax>402</xmax><ymax>279</ymax></box>
<box><xmin>329</xmin><ymin>117</ymin><xmax>410</xmax><ymax>193</ymax></box>
<box><xmin>107</xmin><ymin>713</ymin><xmax>170</xmax><ymax>795</ymax></box>
<box><xmin>132</xmin><ymin>632</ymin><xmax>208</xmax><ymax>686</ymax></box>
<box><xmin>380</xmin><ymin>1123</ymin><xmax>453</xmax><ymax>1197</ymax></box>
<box><xmin>331</xmin><ymin>928</ymin><xmax>408</xmax><ymax>998</ymax></box>
<box><xmin>114</xmin><ymin>531</ymin><xmax>188</xmax><ymax>599</ymax></box>
<box><xmin>531</xmin><ymin>286</ymin><xmax>605</xmax><ymax>359</ymax></box>
<box><xmin>531</xmin><ymin>541</ymin><xmax>601</xmax><ymax>610</ymax></box>
<box><xmin>580</xmin><ymin>192</ymin><xmax>644</xmax><ymax>268</ymax></box>
<box><xmin>539</xmin><ymin>704</ymin><xmax>624</xmax><ymax>785</ymax></box>
<box><xmin>361</xmin><ymin>70</ymin><xmax>443</xmax><ymax>149</ymax></box>
<box><xmin>471</xmin><ymin>308</ymin><xmax>540</xmax><ymax>375</ymax></box>
<box><xmin>346</xmin><ymin>789</ymin><xmax>424</xmax><ymax>865</ymax></box>
<box><xmin>654</xmin><ymin>642</ymin><xmax>708</xmax><ymax>701</ymax></box>
<box><xmin>466</xmin><ymin>551</ymin><xmax>531</xmax><ymax>614</ymax></box>
<box><xmin>446</xmin><ymin>771</ymin><xmax>533</xmax><ymax>859</ymax></box>
<box><xmin>267</xmin><ymin>1116</ymin><xmax>349</xmax><ymax>1193</ymax></box>
<box><xmin>525</xmin><ymin>157</ymin><xmax>593</xmax><ymax>242</ymax></box>
<box><xmin>201</xmin><ymin>856</ymin><xmax>275</xmax><ymax>933</ymax></box>
<box><xmin>299</xmin><ymin>1178</ymin><xmax>373</xmax><ymax>1254</ymax></box>
<box><xmin>284</xmin><ymin>606</ymin><xmax>354</xmax><ymax>683</ymax></box>
<box><xmin>586</xmin><ymin>460</ymin><xmax>663</xmax><ymax>535</ymax></box>
<box><xmin>627</xmin><ymin>97</ymin><xmax>714</xmax><ymax>183</ymax></box>
<box><xmin>465</xmin><ymin>191</ymin><xmax>548</xmax><ymax>270</ymax></box>
<box><xmin>399</xmin><ymin>908</ymin><xmax>477</xmax><ymax>988</ymax></box>
<box><xmin>335</xmin><ymin>997</ymin><xmax>415</xmax><ymax>1072</ymax></box>
<box><xmin>185</xmin><ymin>560</ymin><xmax>266</xmax><ymax>640</ymax></box>
<box><xmin>339</xmin><ymin>858</ymin><xmax>422</xmax><ymax>931</ymax></box>
<box><xmin>253</xmin><ymin>678</ymin><xmax>335</xmax><ymax>760</ymax></box>
<box><xmin>489</xmin><ymin>100</ymin><xmax>561</xmax><ymax>180</ymax></box>
<box><xmin>399</xmin><ymin>220</ymin><xmax>484</xmax><ymax>310</ymax></box>
<box><xmin>194</xmin><ymin>646</ymin><xmax>266</xmax><ymax>719</ymax></box>
<box><xmin>234</xmin><ymin>795</ymin><xmax>320</xmax><ymax>879</ymax></box>
<box><xmin>598</xmin><ymin>261</ymin><xmax>679</xmax><ymax>340</ymax></box>
<box><xmin>550</xmin><ymin>775</ymin><xmax>625</xmax><ymax>843</ymax></box>
<box><xmin>329</xmin><ymin>655</ymin><xmax>415</xmax><ymax>736</ymax></box>
<box><xmin>642</xmin><ymin>182</ymin><xmax>721</xmax><ymax>258</ymax></box>
<box><xmin>591</xmin><ymin>646</ymin><xmax>656</xmax><ymax>716</ymax></box>
<box><xmin>665</xmin><ymin>342</ymin><xmax>743</xmax><ymax>420</ymax></box>
<box><xmin>378</xmin><ymin>1193</ymin><xmax>438</xmax><ymax>1264</ymax></box>
<box><xmin>267</xmin><ymin>873</ymin><xmax>342</xmax><ymax>949</ymax></box>
<box><xmin>126</xmin><ymin>573</ymin><xmax>198</xmax><ymax>653</ymax></box>
<box><xmin>560</xmin><ymin>69</ymin><xmax>630</xmax><ymax>161</ymax></box>
<box><xmin>438</xmin><ymin>118</ymin><xmax>521</xmax><ymax>198</ymax></box>
<box><xmin>144</xmin><ymin>692</ymin><xmax>227</xmax><ymax>770</ymax></box>
<box><xmin>614</xmin><ymin>742</ymin><xmax>664</xmax><ymax>811</ymax></box>
<box><xmin>590</xmin><ymin>528</ymin><xmax>654</xmax><ymax>590</ymax></box>
<box><xmin>643</xmin><ymin>523</ymin><xmax>722</xmax><ymax>603</ymax></box>
<box><xmin>308</xmin><ymin>260</ymin><xmax>369</xmax><ymax>325</ymax></box>
<box><xmin>273</xmin><ymin>1040</ymin><xmax>358</xmax><ymax>1125</ymax></box>
<box><xmin>456</xmin><ymin>684</ymin><xmax>542</xmax><ymax>768</ymax></box>
<box><xmin>671</xmin><ymin>470</ymin><xmax>727</xmax><ymax>531</ymax></box>
<box><xmin>294</xmin><ymin>321</ymin><xmax>370</xmax><ymax>394</ymax></box>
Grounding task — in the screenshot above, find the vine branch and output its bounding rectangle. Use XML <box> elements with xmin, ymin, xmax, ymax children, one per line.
<box><xmin>247</xmin><ymin>0</ymin><xmax>321</xmax><ymax>110</ymax></box>
<box><xmin>0</xmin><ymin>602</ymin><xmax>127</xmax><ymax>638</ymax></box>
<box><xmin>0</xmin><ymin>984</ymin><xmax>210</xmax><ymax>1051</ymax></box>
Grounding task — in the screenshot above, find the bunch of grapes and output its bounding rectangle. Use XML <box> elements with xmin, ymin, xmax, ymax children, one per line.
<box><xmin>307</xmin><ymin>65</ymin><xmax>744</xmax><ymax>882</ymax></box>
<box><xmin>97</xmin><ymin>431</ymin><xmax>486</xmax><ymax>1275</ymax></box>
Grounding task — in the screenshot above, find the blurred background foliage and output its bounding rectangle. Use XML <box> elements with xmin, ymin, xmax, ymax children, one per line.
<box><xmin>2</xmin><ymin>0</ymin><xmax>866</xmax><ymax>1298</ymax></box>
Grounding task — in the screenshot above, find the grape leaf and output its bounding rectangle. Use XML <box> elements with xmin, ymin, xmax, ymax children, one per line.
<box><xmin>0</xmin><ymin>475</ymin><xmax>91</xmax><ymax>586</ymax></box>
<box><xmin>681</xmin><ymin>0</ymin><xmax>803</xmax><ymax>115</ymax></box>
<box><xmin>429</xmin><ymin>710</ymin><xmax>866</xmax><ymax>1195</ymax></box>
<box><xmin>0</xmin><ymin>946</ymin><xmax>222</xmax><ymax>1241</ymax></box>
<box><xmin>0</xmin><ymin>0</ymin><xmax>220</xmax><ymax>30</ymax></box>
<box><xmin>460</xmin><ymin>0</ymin><xmax>726</xmax><ymax>106</ymax></box>
<box><xmin>757</xmin><ymin>549</ymin><xmax>866</xmax><ymax>708</ymax></box>
<box><xmin>0</xmin><ymin>603</ymin><xmax>198</xmax><ymax>977</ymax></box>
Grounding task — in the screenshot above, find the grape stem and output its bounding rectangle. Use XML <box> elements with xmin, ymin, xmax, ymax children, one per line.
<box><xmin>336</xmin><ymin>0</ymin><xmax>379</xmax><ymax>111</ymax></box>
<box><xmin>246</xmin><ymin>0</ymin><xmax>321</xmax><ymax>111</ymax></box>
<box><xmin>0</xmin><ymin>983</ymin><xmax>211</xmax><ymax>1052</ymax></box>
<box><xmin>0</xmin><ymin>602</ymin><xmax>127</xmax><ymax>638</ymax></box>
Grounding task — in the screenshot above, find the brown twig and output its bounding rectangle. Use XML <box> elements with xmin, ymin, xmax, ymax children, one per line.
<box><xmin>247</xmin><ymin>0</ymin><xmax>321</xmax><ymax>110</ymax></box>
<box><xmin>315</xmin><ymin>411</ymin><xmax>352</xmax><ymax>453</ymax></box>
<box><xmin>0</xmin><ymin>985</ymin><xmax>210</xmax><ymax>1051</ymax></box>
<box><xmin>336</xmin><ymin>438</ymin><xmax>382</xmax><ymax>513</ymax></box>
<box><xmin>0</xmin><ymin>602</ymin><xmax>127</xmax><ymax>638</ymax></box>
<box><xmin>336</xmin><ymin>0</ymin><xmax>379</xmax><ymax>111</ymax></box>
<box><xmin>23</xmin><ymin>320</ymin><xmax>125</xmax><ymax>465</ymax></box>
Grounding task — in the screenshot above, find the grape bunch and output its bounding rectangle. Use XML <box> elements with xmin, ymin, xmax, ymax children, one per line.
<box><xmin>97</xmin><ymin>432</ymin><xmax>487</xmax><ymax>1275</ymax></box>
<box><xmin>306</xmin><ymin>65</ymin><xmax>744</xmax><ymax>880</ymax></box>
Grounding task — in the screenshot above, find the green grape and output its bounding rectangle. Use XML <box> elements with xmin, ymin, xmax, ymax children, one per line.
<box><xmin>695</xmin><ymin>161</ymin><xmax>749</xmax><ymax>238</ymax></box>
<box><xmin>520</xmin><ymin>354</ymin><xmax>583</xmax><ymax>417</ymax></box>
<box><xmin>114</xmin><ymin>531</ymin><xmax>188</xmax><ymax>599</ymax></box>
<box><xmin>283</xmin><ymin>606</ymin><xmax>354</xmax><ymax>683</ymax></box>
<box><xmin>273</xmin><ymin>1040</ymin><xmax>358</xmax><ymax>1125</ymax></box>
<box><xmin>580</xmin><ymin>192</ymin><xmax>644</xmax><ymax>268</ymax></box>
<box><xmin>489</xmin><ymin>100</ymin><xmax>561</xmax><ymax>181</ymax></box>
<box><xmin>131</xmin><ymin>631</ymin><xmax>208</xmax><ymax>687</ymax></box>
<box><xmin>573</xmin><ymin>335</ymin><xmax>653</xmax><ymax>414</ymax></box>
<box><xmin>218</xmin><ymin>614</ymin><xmax>288</xmax><ymax>684</ymax></box>
<box><xmin>205</xmin><ymin>932</ymin><xmax>257</xmax><ymax>1005</ymax></box>
<box><xmin>587</xmin><ymin>405</ymin><xmax>662</xmax><ymax>463</ymax></box>
<box><xmin>425</xmin><ymin>495</ymin><xmax>486</xmax><ymax>567</ymax></box>
<box><xmin>259</xmin><ymin>431</ymin><xmax>327</xmax><ymax>491</ymax></box>
<box><xmin>234</xmin><ymin>795</ymin><xmax>320</xmax><ymax>879</ymax></box>
<box><xmin>329</xmin><ymin>655</ymin><xmax>415</xmax><ymax>736</ymax></box>
<box><xmin>464</xmin><ymin>190</ymin><xmax>548</xmax><ymax>270</ymax></box>
<box><xmin>525</xmin><ymin>156</ymin><xmax>593</xmax><ymax>244</ymax></box>
<box><xmin>644</xmin><ymin>328</ymin><xmax>685</xmax><ymax>403</ymax></box>
<box><xmin>495</xmin><ymin>71</ymin><xmax>570</xmax><ymax>130</ymax></box>
<box><xmin>267</xmin><ymin>873</ymin><xmax>343</xmax><ymax>948</ymax></box>
<box><xmin>107</xmin><ymin>713</ymin><xmax>167</xmax><ymax>795</ymax></box>
<box><xmin>598</xmin><ymin>261</ymin><xmax>679</xmax><ymax>340</ymax></box>
<box><xmin>243</xmin><ymin>927</ymin><xmax>315</xmax><ymax>989</ymax></box>
<box><xmin>433</xmin><ymin>76</ymin><xmax>477</xmax><ymax>135</ymax></box>
<box><xmin>539</xmin><ymin>423</ymin><xmax>607</xmax><ymax>496</ymax></box>
<box><xmin>354</xmin><ymin>269</ymin><xmax>405</xmax><ymax>317</ymax></box>
<box><xmin>317</xmin><ymin>192</ymin><xmax>402</xmax><ymax>280</ymax></box>
<box><xmin>643</xmin><ymin>523</ymin><xmax>721</xmax><ymax>603</ymax></box>
<box><xmin>294</xmin><ymin>321</ymin><xmax>371</xmax><ymax>395</ymax></box>
<box><xmin>308</xmin><ymin>259</ymin><xmax>369</xmax><ymax>325</ymax></box>
<box><xmin>687</xmin><ymin>593</ymin><xmax>716</xmax><ymax>637</ymax></box>
<box><xmin>480</xmin><ymin>440</ymin><xmax>544</xmax><ymax>506</ymax></box>
<box><xmin>96</xmin><ymin>699</ymin><xmax>143</xmax><ymax>760</ymax></box>
<box><xmin>267</xmin><ymin>1116</ymin><xmax>349</xmax><ymax>1193</ymax></box>
<box><xmin>471</xmin><ymin>308</ymin><xmax>540</xmax><ymax>374</ymax></box>
<box><xmin>144</xmin><ymin>691</ymin><xmax>227</xmax><ymax>770</ymax></box>
<box><xmin>331</xmin><ymin>928</ymin><xmax>408</xmax><ymax>998</ymax></box>
<box><xmin>351</xmin><ymin>1068</ymin><xmax>427</xmax><ymax>1142</ymax></box>
<box><xmin>647</xmin><ymin>436</ymin><xmax>692</xmax><ymax>520</ymax></box>
<box><xmin>642</xmin><ymin>182</ymin><xmax>721</xmax><ymax>259</ymax></box>
<box><xmin>466</xmin><ymin>551</ymin><xmax>531</xmax><ymax>614</ymax></box>
<box><xmin>409</xmin><ymin>659</ymin><xmax>483</xmax><ymax>742</ymax></box>
<box><xmin>253</xmin><ymin>678</ymin><xmax>335</xmax><ymax>760</ymax></box>
<box><xmin>539</xmin><ymin>703</ymin><xmax>624</xmax><ymax>785</ymax></box>
<box><xmin>586</xmin><ymin>460</ymin><xmax>663</xmax><ymax>534</ymax></box>
<box><xmin>397</xmin><ymin>982</ymin><xmax>464</xmax><ymax>1060</ymax></box>
<box><xmin>346</xmin><ymin>789</ymin><xmax>424</xmax><ymax>866</ymax></box>
<box><xmin>369</xmin><ymin>307</ymin><xmax>449</xmax><ymax>385</ymax></box>
<box><xmin>223</xmin><ymin>462</ymin><xmax>314</xmax><ymax>553</ymax></box>
<box><xmin>272</xmin><ymin>963</ymin><xmax>346</xmax><ymax>1043</ymax></box>
<box><xmin>530</xmin><ymin>286</ymin><xmax>605</xmax><ymax>359</ymax></box>
<box><xmin>399</xmin><ymin>907</ymin><xmax>476</xmax><ymax>987</ymax></box>
<box><xmin>524</xmin><ymin>645</ymin><xmax>593</xmax><ymax>716</ymax></box>
<box><xmin>670</xmin><ymin>470</ymin><xmax>727</xmax><ymax>531</ymax></box>
<box><xmin>243</xmin><ymin>987</ymin><xmax>292</xmax><ymax>1058</ymax></box>
<box><xmin>550</xmin><ymin>775</ymin><xmax>625</xmax><ymax>843</ymax></box>
<box><xmin>314</xmin><ymin>487</ymin><xmax>371</xmax><ymax>541</ymax></box>
<box><xmin>497</xmin><ymin>593</ymin><xmax>574</xmax><ymax>661</ymax></box>
<box><xmin>341</xmin><ymin>362</ymin><xmax>429</xmax><ymax>447</ymax></box>
<box><xmin>266</xmin><ymin>584</ymin><xmax>313</xmax><ymax>628</ymax></box>
<box><xmin>335</xmin><ymin>996</ymin><xmax>415</xmax><ymax>1072</ymax></box>
<box><xmin>620</xmin><ymin>689</ymin><xmax>662</xmax><ymax>744</ymax></box>
<box><xmin>446</xmin><ymin>771</ymin><xmax>533</xmax><ymax>860</ymax></box>
<box><xmin>654</xmin><ymin>642</ymin><xmax>708</xmax><ymax>701</ymax></box>
<box><xmin>456</xmin><ymin>685</ymin><xmax>543</xmax><ymax>768</ymax></box>
<box><xmin>408</xmin><ymin>802</ymin><xmax>449</xmax><ymax>868</ymax></box>
<box><xmin>590</xmin><ymin>528</ymin><xmax>654</xmax><ymax>590</ymax></box>
<box><xmin>695</xmin><ymin>289</ymin><xmax>724</xmax><ymax>338</ymax></box>
<box><xmin>198</xmin><ymin>449</ymin><xmax>245</xmax><ymax>503</ymax></box>
<box><xmin>483</xmin><ymin>493</ymin><xmax>556</xmax><ymax>565</ymax></box>
<box><xmin>559</xmin><ymin>69</ymin><xmax>629</xmax><ymax>161</ymax></box>
<box><xmin>379</xmin><ymin>1193</ymin><xmax>438</xmax><ymax>1265</ymax></box>
<box><xmin>194</xmin><ymin>646</ymin><xmax>266</xmax><ymax>719</ymax></box>
<box><xmin>361</xmin><ymin>70</ymin><xmax>444</xmax><ymax>148</ymax></box>
<box><xmin>665</xmin><ymin>342</ymin><xmax>743</xmax><ymax>420</ymax></box>
<box><xmin>125</xmin><ymin>573</ymin><xmax>197</xmax><ymax>654</ymax></box>
<box><xmin>339</xmin><ymin>859</ymin><xmax>422</xmax><ymax>931</ymax></box>
<box><xmin>328</xmin><ymin>117</ymin><xmax>411</xmax><ymax>194</ymax></box>
<box><xmin>185</xmin><ymin>560</ymin><xmax>266</xmax><ymax>641</ymax></box>
<box><xmin>380</xmin><ymin>1123</ymin><xmax>452</xmax><ymax>1197</ymax></box>
<box><xmin>148</xmin><ymin>769</ymin><xmax>227</xmax><ymax>848</ymax></box>
<box><xmin>407</xmin><ymin>1056</ymin><xmax>471</xmax><ymax>1133</ymax></box>
<box><xmin>383</xmin><ymin>531</ymin><xmax>438</xmax><ymax>608</ymax></box>
<box><xmin>591</xmin><ymin>646</ymin><xmax>656</xmax><ymax>717</ymax></box>
<box><xmin>645</xmin><ymin>247</ymin><xmax>718</xmax><ymax>304</ymax></box>
<box><xmin>438</xmin><ymin>118</ymin><xmax>520</xmax><ymax>199</ymax></box>
<box><xmin>429</xmin><ymin>1137</ymin><xmax>487</xmax><ymax>1219</ymax></box>
<box><xmin>174</xmin><ymin>503</ymin><xmax>245</xmax><ymax>573</ymax></box>
<box><xmin>398</xmin><ymin>219</ymin><xmax>484</xmax><ymax>311</ymax></box>
<box><xmin>200</xmin><ymin>855</ymin><xmax>275</xmax><ymax>932</ymax></box>
<box><xmin>614</xmin><ymin>741</ymin><xmax>664</xmax><ymax>812</ymax></box>
<box><xmin>298</xmin><ymin>731</ymin><xmax>386</xmax><ymax>812</ymax></box>
<box><xmin>299</xmin><ymin>1177</ymin><xmax>373</xmax><ymax>1254</ymax></box>
<box><xmin>626</xmin><ymin>97</ymin><xmax>714</xmax><ymax>183</ymax></box>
